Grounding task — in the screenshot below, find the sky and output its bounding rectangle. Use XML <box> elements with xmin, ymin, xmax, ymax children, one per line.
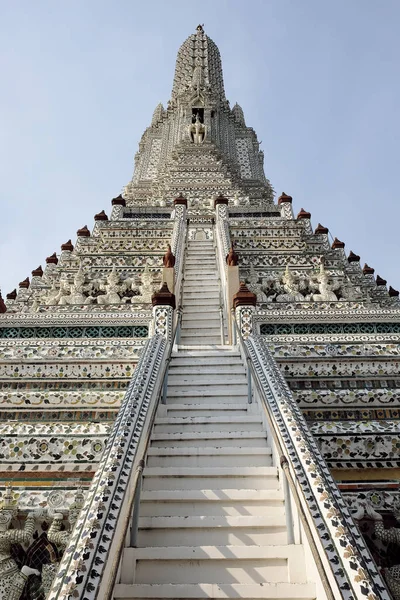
<box><xmin>1</xmin><ymin>0</ymin><xmax>399</xmax><ymax>295</ymax></box>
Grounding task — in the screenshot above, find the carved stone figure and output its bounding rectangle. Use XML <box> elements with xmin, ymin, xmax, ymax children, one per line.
<box><xmin>276</xmin><ymin>266</ymin><xmax>305</xmax><ymax>303</ymax></box>
<box><xmin>188</xmin><ymin>113</ymin><xmax>206</xmax><ymax>144</ymax></box>
<box><xmin>312</xmin><ymin>261</ymin><xmax>338</xmax><ymax>302</ymax></box>
<box><xmin>97</xmin><ymin>267</ymin><xmax>122</xmax><ymax>305</ymax></box>
<box><xmin>54</xmin><ymin>268</ymin><xmax>93</xmax><ymax>306</ymax></box>
<box><xmin>41</xmin><ymin>488</ymin><xmax>85</xmax><ymax>597</ymax></box>
<box><xmin>138</xmin><ymin>264</ymin><xmax>156</xmax><ymax>302</ymax></box>
<box><xmin>246</xmin><ymin>265</ymin><xmax>268</xmax><ymax>302</ymax></box>
<box><xmin>0</xmin><ymin>486</ymin><xmax>40</xmax><ymax>600</ymax></box>
<box><xmin>354</xmin><ymin>499</ymin><xmax>400</xmax><ymax>599</ymax></box>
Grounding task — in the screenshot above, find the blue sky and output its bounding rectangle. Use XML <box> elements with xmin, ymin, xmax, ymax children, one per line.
<box><xmin>1</xmin><ymin>0</ymin><xmax>399</xmax><ymax>295</ymax></box>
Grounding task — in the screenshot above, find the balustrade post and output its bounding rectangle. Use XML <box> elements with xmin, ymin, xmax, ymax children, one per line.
<box><xmin>151</xmin><ymin>283</ymin><xmax>176</xmax><ymax>343</ymax></box>
<box><xmin>233</xmin><ymin>282</ymin><xmax>257</xmax><ymax>340</ymax></box>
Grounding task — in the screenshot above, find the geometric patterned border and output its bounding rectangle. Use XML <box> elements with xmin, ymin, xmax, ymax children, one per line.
<box><xmin>260</xmin><ymin>322</ymin><xmax>400</xmax><ymax>335</ymax></box>
<box><xmin>0</xmin><ymin>325</ymin><xmax>149</xmax><ymax>338</ymax></box>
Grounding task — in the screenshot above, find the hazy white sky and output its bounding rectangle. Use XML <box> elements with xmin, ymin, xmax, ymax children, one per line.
<box><xmin>1</xmin><ymin>0</ymin><xmax>399</xmax><ymax>295</ymax></box>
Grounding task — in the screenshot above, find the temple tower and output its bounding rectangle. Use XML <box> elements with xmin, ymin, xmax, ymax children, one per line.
<box><xmin>0</xmin><ymin>25</ymin><xmax>399</xmax><ymax>600</ymax></box>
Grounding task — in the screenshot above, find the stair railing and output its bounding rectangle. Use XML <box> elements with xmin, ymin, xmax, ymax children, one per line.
<box><xmin>48</xmin><ymin>214</ymin><xmax>188</xmax><ymax>600</ymax></box>
<box><xmin>214</xmin><ymin>219</ymin><xmax>230</xmax><ymax>345</ymax></box>
<box><xmin>47</xmin><ymin>333</ymin><xmax>168</xmax><ymax>600</ymax></box>
<box><xmin>231</xmin><ymin>314</ymin><xmax>390</xmax><ymax>600</ymax></box>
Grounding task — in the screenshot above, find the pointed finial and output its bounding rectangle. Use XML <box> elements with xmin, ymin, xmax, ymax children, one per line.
<box><xmin>376</xmin><ymin>275</ymin><xmax>387</xmax><ymax>286</ymax></box>
<box><xmin>314</xmin><ymin>223</ymin><xmax>329</xmax><ymax>235</ymax></box>
<box><xmin>77</xmin><ymin>225</ymin><xmax>90</xmax><ymax>237</ymax></box>
<box><xmin>363</xmin><ymin>264</ymin><xmax>374</xmax><ymax>275</ymax></box>
<box><xmin>233</xmin><ymin>282</ymin><xmax>257</xmax><ymax>308</ymax></box>
<box><xmin>278</xmin><ymin>192</ymin><xmax>292</xmax><ymax>205</ymax></box>
<box><xmin>61</xmin><ymin>240</ymin><xmax>74</xmax><ymax>252</ymax></box>
<box><xmin>94</xmin><ymin>210</ymin><xmax>108</xmax><ymax>221</ymax></box>
<box><xmin>332</xmin><ymin>238</ymin><xmax>345</xmax><ymax>249</ymax></box>
<box><xmin>297</xmin><ymin>208</ymin><xmax>311</xmax><ymax>220</ymax></box>
<box><xmin>347</xmin><ymin>251</ymin><xmax>360</xmax><ymax>263</ymax></box>
<box><xmin>152</xmin><ymin>282</ymin><xmax>176</xmax><ymax>309</ymax></box>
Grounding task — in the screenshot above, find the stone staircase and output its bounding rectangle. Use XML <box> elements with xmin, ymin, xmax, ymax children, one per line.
<box><xmin>114</xmin><ymin>240</ymin><xmax>316</xmax><ymax>599</ymax></box>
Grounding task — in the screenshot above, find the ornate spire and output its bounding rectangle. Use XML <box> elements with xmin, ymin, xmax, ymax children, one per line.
<box><xmin>232</xmin><ymin>103</ymin><xmax>246</xmax><ymax>126</ymax></box>
<box><xmin>171</xmin><ymin>25</ymin><xmax>226</xmax><ymax>103</ymax></box>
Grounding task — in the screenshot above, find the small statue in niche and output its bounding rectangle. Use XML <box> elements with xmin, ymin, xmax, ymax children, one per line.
<box><xmin>191</xmin><ymin>56</ymin><xmax>204</xmax><ymax>95</ymax></box>
<box><xmin>0</xmin><ymin>486</ymin><xmax>40</xmax><ymax>600</ymax></box>
<box><xmin>354</xmin><ymin>498</ymin><xmax>400</xmax><ymax>600</ymax></box>
<box><xmin>188</xmin><ymin>113</ymin><xmax>206</xmax><ymax>144</ymax></box>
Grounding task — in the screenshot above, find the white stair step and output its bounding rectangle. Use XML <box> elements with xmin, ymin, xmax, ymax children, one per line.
<box><xmin>179</xmin><ymin>337</ymin><xmax>222</xmax><ymax>345</ymax></box>
<box><xmin>122</xmin><ymin>545</ymin><xmax>307</xmax><ymax>585</ymax></box>
<box><xmin>165</xmin><ymin>386</ymin><xmax>248</xmax><ymax>398</ymax></box>
<box><xmin>183</xmin><ymin>292</ymin><xmax>219</xmax><ymax>299</ymax></box>
<box><xmin>142</xmin><ymin>467</ymin><xmax>279</xmax><ymax>491</ymax></box>
<box><xmin>169</xmin><ymin>366</ymin><xmax>245</xmax><ymax>375</ymax></box>
<box><xmin>180</xmin><ymin>327</ymin><xmax>222</xmax><ymax>336</ymax></box>
<box><xmin>171</xmin><ymin>352</ymin><xmax>241</xmax><ymax>361</ymax></box>
<box><xmin>114</xmin><ymin>582</ymin><xmax>316</xmax><ymax>599</ymax></box>
<box><xmin>181</xmin><ymin>320</ymin><xmax>221</xmax><ymax>330</ymax></box>
<box><xmin>184</xmin><ymin>275</ymin><xmax>219</xmax><ymax>281</ymax></box>
<box><xmin>138</xmin><ymin>514</ymin><xmax>284</xmax><ymax>529</ymax></box>
<box><xmin>147</xmin><ymin>447</ymin><xmax>272</xmax><ymax>467</ymax></box>
<box><xmin>139</xmin><ymin>493</ymin><xmax>283</xmax><ymax>517</ymax></box>
<box><xmin>151</xmin><ymin>432</ymin><xmax>267</xmax><ymax>447</ymax></box>
<box><xmin>137</xmin><ymin>525</ymin><xmax>286</xmax><ymax>547</ymax></box>
<box><xmin>154</xmin><ymin>416</ymin><xmax>260</xmax><ymax>434</ymax></box>
<box><xmin>180</xmin><ymin>309</ymin><xmax>220</xmax><ymax>319</ymax></box>
<box><xmin>167</xmin><ymin>374</ymin><xmax>247</xmax><ymax>386</ymax></box>
<box><xmin>169</xmin><ymin>361</ymin><xmax>244</xmax><ymax>371</ymax></box>
<box><xmin>184</xmin><ymin>268</ymin><xmax>217</xmax><ymax>274</ymax></box>
<box><xmin>165</xmin><ymin>402</ymin><xmax>249</xmax><ymax>416</ymax></box>
<box><xmin>184</xmin><ymin>283</ymin><xmax>218</xmax><ymax>290</ymax></box>
<box><xmin>140</xmin><ymin>489</ymin><xmax>284</xmax><ymax>502</ymax></box>
<box><xmin>166</xmin><ymin>396</ymin><xmax>248</xmax><ymax>406</ymax></box>
<box><xmin>140</xmin><ymin>488</ymin><xmax>284</xmax><ymax>517</ymax></box>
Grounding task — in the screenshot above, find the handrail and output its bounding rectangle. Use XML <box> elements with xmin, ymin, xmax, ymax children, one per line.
<box><xmin>231</xmin><ymin>318</ymin><xmax>332</xmax><ymax>589</ymax></box>
<box><xmin>213</xmin><ymin>223</ymin><xmax>228</xmax><ymax>345</ymax></box>
<box><xmin>231</xmin><ymin>314</ymin><xmax>389</xmax><ymax>600</ymax></box>
<box><xmin>47</xmin><ymin>334</ymin><xmax>167</xmax><ymax>600</ymax></box>
<box><xmin>103</xmin><ymin>218</ymin><xmax>189</xmax><ymax>597</ymax></box>
<box><xmin>102</xmin><ymin>338</ymin><xmax>169</xmax><ymax>600</ymax></box>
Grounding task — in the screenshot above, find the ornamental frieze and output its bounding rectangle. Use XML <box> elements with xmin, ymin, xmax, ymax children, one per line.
<box><xmin>0</xmin><ymin>339</ymin><xmax>145</xmax><ymax>361</ymax></box>
<box><xmin>0</xmin><ymin>389</ymin><xmax>124</xmax><ymax>408</ymax></box>
<box><xmin>279</xmin><ymin>358</ymin><xmax>400</xmax><ymax>378</ymax></box>
<box><xmin>0</xmin><ymin>361</ymin><xmax>136</xmax><ymax>380</ymax></box>
<box><xmin>294</xmin><ymin>388</ymin><xmax>400</xmax><ymax>407</ymax></box>
<box><xmin>269</xmin><ymin>342</ymin><xmax>400</xmax><ymax>358</ymax></box>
